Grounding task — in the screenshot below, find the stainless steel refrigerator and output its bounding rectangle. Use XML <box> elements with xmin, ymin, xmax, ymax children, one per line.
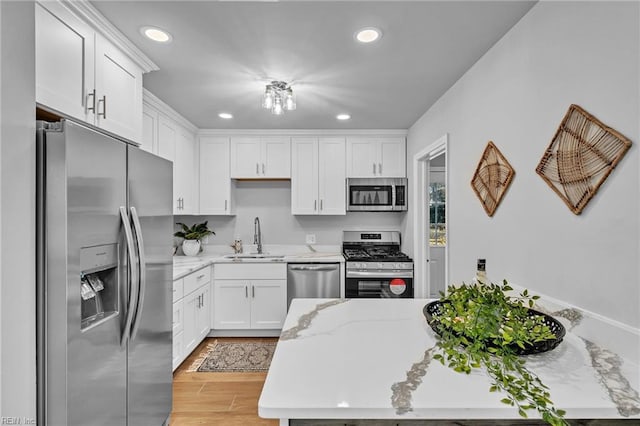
<box><xmin>36</xmin><ymin>119</ymin><xmax>173</xmax><ymax>425</ymax></box>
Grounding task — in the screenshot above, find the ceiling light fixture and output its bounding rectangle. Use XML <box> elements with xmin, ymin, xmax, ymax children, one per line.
<box><xmin>140</xmin><ymin>26</ymin><xmax>172</xmax><ymax>43</ymax></box>
<box><xmin>218</xmin><ymin>112</ymin><xmax>233</xmax><ymax>119</ymax></box>
<box><xmin>355</xmin><ymin>27</ymin><xmax>382</xmax><ymax>43</ymax></box>
<box><xmin>262</xmin><ymin>81</ymin><xmax>296</xmax><ymax>115</ymax></box>
<box><xmin>336</xmin><ymin>114</ymin><xmax>351</xmax><ymax>121</ymax></box>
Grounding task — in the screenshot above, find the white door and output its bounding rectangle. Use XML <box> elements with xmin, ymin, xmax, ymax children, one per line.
<box><xmin>157</xmin><ymin>116</ymin><xmax>178</xmax><ymax>210</ymax></box>
<box><xmin>199</xmin><ymin>136</ymin><xmax>232</xmax><ymax>215</ymax></box>
<box><xmin>346</xmin><ymin>137</ymin><xmax>377</xmax><ymax>177</ymax></box>
<box><xmin>379</xmin><ymin>137</ymin><xmax>406</xmax><ymax>177</ymax></box>
<box><xmin>94</xmin><ymin>35</ymin><xmax>142</xmax><ymax>142</ymax></box>
<box><xmin>35</xmin><ymin>2</ymin><xmax>95</xmax><ymax>122</ymax></box>
<box><xmin>213</xmin><ymin>280</ymin><xmax>251</xmax><ymax>329</ymax></box>
<box><xmin>182</xmin><ymin>290</ymin><xmax>199</xmax><ymax>354</ymax></box>
<box><xmin>318</xmin><ymin>137</ymin><xmax>346</xmax><ymax>215</ymax></box>
<box><xmin>291</xmin><ymin>137</ymin><xmax>319</xmax><ymax>214</ymax></box>
<box><xmin>262</xmin><ymin>137</ymin><xmax>291</xmax><ymax>178</ymax></box>
<box><xmin>196</xmin><ymin>286</ymin><xmax>211</xmax><ymax>340</ymax></box>
<box><xmin>175</xmin><ymin>128</ymin><xmax>196</xmax><ymax>214</ymax></box>
<box><xmin>250</xmin><ymin>280</ymin><xmax>286</xmax><ymax>329</ymax></box>
<box><xmin>141</xmin><ymin>107</ymin><xmax>158</xmax><ymax>154</ymax></box>
<box><xmin>230</xmin><ymin>137</ymin><xmax>261</xmax><ymax>178</ymax></box>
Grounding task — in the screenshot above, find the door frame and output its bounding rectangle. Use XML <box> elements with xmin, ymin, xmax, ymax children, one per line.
<box><xmin>412</xmin><ymin>134</ymin><xmax>448</xmax><ymax>298</ymax></box>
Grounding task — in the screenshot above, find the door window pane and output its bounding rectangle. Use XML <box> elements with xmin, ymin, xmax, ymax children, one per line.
<box><xmin>429</xmin><ymin>181</ymin><xmax>446</xmax><ymax>246</ymax></box>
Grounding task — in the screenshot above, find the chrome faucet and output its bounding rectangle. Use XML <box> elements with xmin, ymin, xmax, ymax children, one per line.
<box><xmin>253</xmin><ymin>217</ymin><xmax>262</xmax><ymax>254</ymax></box>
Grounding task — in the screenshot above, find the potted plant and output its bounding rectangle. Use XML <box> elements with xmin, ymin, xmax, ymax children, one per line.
<box><xmin>174</xmin><ymin>221</ymin><xmax>215</xmax><ymax>256</ymax></box>
<box><xmin>424</xmin><ymin>280</ymin><xmax>567</xmax><ymax>426</ymax></box>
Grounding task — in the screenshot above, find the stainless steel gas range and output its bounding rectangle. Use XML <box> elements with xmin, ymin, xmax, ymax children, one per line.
<box><xmin>342</xmin><ymin>231</ymin><xmax>414</xmax><ymax>298</ymax></box>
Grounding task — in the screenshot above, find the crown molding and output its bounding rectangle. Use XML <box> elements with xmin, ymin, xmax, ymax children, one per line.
<box><xmin>143</xmin><ymin>89</ymin><xmax>198</xmax><ymax>134</ymax></box>
<box><xmin>55</xmin><ymin>0</ymin><xmax>159</xmax><ymax>73</ymax></box>
<box><xmin>197</xmin><ymin>129</ymin><xmax>408</xmax><ymax>137</ymax></box>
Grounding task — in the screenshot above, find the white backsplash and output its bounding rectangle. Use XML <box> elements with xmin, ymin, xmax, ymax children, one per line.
<box><xmin>176</xmin><ymin>180</ymin><xmax>405</xmax><ymax>248</ymax></box>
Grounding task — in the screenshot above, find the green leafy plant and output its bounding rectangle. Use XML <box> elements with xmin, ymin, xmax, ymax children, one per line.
<box><xmin>173</xmin><ymin>221</ymin><xmax>215</xmax><ymax>241</ymax></box>
<box><xmin>431</xmin><ymin>280</ymin><xmax>567</xmax><ymax>426</ymax></box>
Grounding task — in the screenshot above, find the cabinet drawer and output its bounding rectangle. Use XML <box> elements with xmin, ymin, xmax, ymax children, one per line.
<box><xmin>214</xmin><ymin>263</ymin><xmax>286</xmax><ymax>280</ymax></box>
<box><xmin>173</xmin><ymin>300</ymin><xmax>184</xmax><ymax>335</ymax></box>
<box><xmin>173</xmin><ymin>279</ymin><xmax>184</xmax><ymax>302</ymax></box>
<box><xmin>184</xmin><ymin>266</ymin><xmax>211</xmax><ymax>296</ymax></box>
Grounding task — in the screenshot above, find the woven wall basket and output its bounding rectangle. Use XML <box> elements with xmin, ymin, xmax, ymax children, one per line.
<box><xmin>471</xmin><ymin>141</ymin><xmax>515</xmax><ymax>217</ymax></box>
<box><xmin>536</xmin><ymin>104</ymin><xmax>632</xmax><ymax>215</ymax></box>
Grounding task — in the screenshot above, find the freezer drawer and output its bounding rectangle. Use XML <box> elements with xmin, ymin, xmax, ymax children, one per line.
<box><xmin>286</xmin><ymin>263</ymin><xmax>340</xmax><ymax>310</ymax></box>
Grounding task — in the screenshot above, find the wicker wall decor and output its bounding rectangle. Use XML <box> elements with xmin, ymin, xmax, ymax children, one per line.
<box><xmin>535</xmin><ymin>104</ymin><xmax>632</xmax><ymax>215</ymax></box>
<box><xmin>470</xmin><ymin>141</ymin><xmax>515</xmax><ymax>217</ymax></box>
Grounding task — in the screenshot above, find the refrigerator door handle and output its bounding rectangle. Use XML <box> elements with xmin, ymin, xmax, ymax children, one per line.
<box><xmin>129</xmin><ymin>206</ymin><xmax>146</xmax><ymax>342</ymax></box>
<box><xmin>120</xmin><ymin>206</ymin><xmax>139</xmax><ymax>347</ymax></box>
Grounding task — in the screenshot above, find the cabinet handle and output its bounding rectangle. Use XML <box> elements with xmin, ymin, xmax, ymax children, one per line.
<box><xmin>320</xmin><ymin>199</ymin><xmax>323</xmax><ymax>211</ymax></box>
<box><xmin>373</xmin><ymin>163</ymin><xmax>376</xmax><ymax>175</ymax></box>
<box><xmin>262</xmin><ymin>163</ymin><xmax>265</xmax><ymax>175</ymax></box>
<box><xmin>97</xmin><ymin>95</ymin><xmax>107</xmax><ymax>119</ymax></box>
<box><xmin>379</xmin><ymin>163</ymin><xmax>382</xmax><ymax>174</ymax></box>
<box><xmin>256</xmin><ymin>163</ymin><xmax>259</xmax><ymax>175</ymax></box>
<box><xmin>197</xmin><ymin>274</ymin><xmax>205</xmax><ymax>280</ymax></box>
<box><xmin>86</xmin><ymin>89</ymin><xmax>96</xmax><ymax>114</ymax></box>
<box><xmin>314</xmin><ymin>200</ymin><xmax>317</xmax><ymax>211</ymax></box>
<box><xmin>245</xmin><ymin>286</ymin><xmax>248</xmax><ymax>298</ymax></box>
<box><xmin>252</xmin><ymin>285</ymin><xmax>255</xmax><ymax>298</ymax></box>
<box><xmin>224</xmin><ymin>199</ymin><xmax>228</xmax><ymax>211</ymax></box>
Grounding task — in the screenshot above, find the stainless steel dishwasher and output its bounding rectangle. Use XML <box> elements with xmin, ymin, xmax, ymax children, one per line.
<box><xmin>287</xmin><ymin>263</ymin><xmax>340</xmax><ymax>310</ymax></box>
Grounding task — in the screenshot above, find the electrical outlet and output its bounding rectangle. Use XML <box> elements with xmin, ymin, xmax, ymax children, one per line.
<box><xmin>305</xmin><ymin>234</ymin><xmax>316</xmax><ymax>244</ymax></box>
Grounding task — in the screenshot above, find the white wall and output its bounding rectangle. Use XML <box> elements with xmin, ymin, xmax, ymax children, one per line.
<box><xmin>404</xmin><ymin>1</ymin><xmax>639</xmax><ymax>328</ymax></box>
<box><xmin>0</xmin><ymin>0</ymin><xmax>36</xmax><ymax>420</ymax></box>
<box><xmin>177</xmin><ymin>180</ymin><xmax>404</xmax><ymax>247</ymax></box>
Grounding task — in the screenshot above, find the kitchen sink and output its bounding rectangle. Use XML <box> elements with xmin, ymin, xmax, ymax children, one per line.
<box><xmin>223</xmin><ymin>253</ymin><xmax>285</xmax><ymax>260</ymax></box>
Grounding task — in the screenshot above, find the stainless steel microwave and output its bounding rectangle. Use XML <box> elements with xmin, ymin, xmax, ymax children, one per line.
<box><xmin>346</xmin><ymin>178</ymin><xmax>408</xmax><ymax>212</ymax></box>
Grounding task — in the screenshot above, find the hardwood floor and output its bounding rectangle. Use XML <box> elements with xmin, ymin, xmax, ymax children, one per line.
<box><xmin>170</xmin><ymin>337</ymin><xmax>280</xmax><ymax>425</ymax></box>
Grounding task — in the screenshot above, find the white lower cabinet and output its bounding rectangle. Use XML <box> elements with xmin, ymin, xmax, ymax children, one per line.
<box><xmin>172</xmin><ymin>266</ymin><xmax>212</xmax><ymax>371</ymax></box>
<box><xmin>213</xmin><ymin>264</ymin><xmax>287</xmax><ymax>330</ymax></box>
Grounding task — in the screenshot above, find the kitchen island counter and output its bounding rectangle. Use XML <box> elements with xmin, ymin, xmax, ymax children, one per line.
<box><xmin>258</xmin><ymin>298</ymin><xmax>640</xmax><ymax>425</ymax></box>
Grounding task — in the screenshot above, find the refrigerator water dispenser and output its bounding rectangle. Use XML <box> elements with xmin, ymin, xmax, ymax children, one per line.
<box><xmin>80</xmin><ymin>244</ymin><xmax>119</xmax><ymax>331</ymax></box>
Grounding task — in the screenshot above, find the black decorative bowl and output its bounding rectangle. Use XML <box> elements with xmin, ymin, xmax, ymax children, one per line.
<box><xmin>423</xmin><ymin>300</ymin><xmax>566</xmax><ymax>355</ymax></box>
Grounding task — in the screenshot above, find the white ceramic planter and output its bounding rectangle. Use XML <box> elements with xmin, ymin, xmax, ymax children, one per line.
<box><xmin>182</xmin><ymin>239</ymin><xmax>201</xmax><ymax>256</ymax></box>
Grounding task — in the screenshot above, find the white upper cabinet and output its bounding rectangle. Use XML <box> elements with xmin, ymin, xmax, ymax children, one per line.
<box><xmin>175</xmin><ymin>128</ymin><xmax>196</xmax><ymax>214</ymax></box>
<box><xmin>143</xmin><ymin>92</ymin><xmax>198</xmax><ymax>215</ymax></box>
<box><xmin>140</xmin><ymin>107</ymin><xmax>158</xmax><ymax>154</ymax></box>
<box><xmin>291</xmin><ymin>137</ymin><xmax>346</xmax><ymax>215</ymax></box>
<box><xmin>199</xmin><ymin>136</ymin><xmax>234</xmax><ymax>215</ymax></box>
<box><xmin>93</xmin><ymin>35</ymin><xmax>142</xmax><ymax>142</ymax></box>
<box><xmin>230</xmin><ymin>136</ymin><xmax>291</xmax><ymax>178</ymax></box>
<box><xmin>35</xmin><ymin>2</ymin><xmax>144</xmax><ymax>143</ymax></box>
<box><xmin>346</xmin><ymin>136</ymin><xmax>406</xmax><ymax>178</ymax></box>
<box><xmin>36</xmin><ymin>2</ymin><xmax>94</xmax><ymax>123</ymax></box>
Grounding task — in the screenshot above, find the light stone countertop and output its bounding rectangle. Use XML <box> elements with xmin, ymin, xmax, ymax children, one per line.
<box><xmin>258</xmin><ymin>298</ymin><xmax>640</xmax><ymax>424</ymax></box>
<box><xmin>172</xmin><ymin>244</ymin><xmax>344</xmax><ymax>280</ymax></box>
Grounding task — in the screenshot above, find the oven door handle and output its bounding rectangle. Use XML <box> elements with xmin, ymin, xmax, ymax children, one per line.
<box><xmin>346</xmin><ymin>270</ymin><xmax>413</xmax><ymax>279</ymax></box>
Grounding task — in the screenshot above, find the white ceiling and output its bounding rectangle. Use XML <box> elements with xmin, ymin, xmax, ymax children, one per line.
<box><xmin>92</xmin><ymin>1</ymin><xmax>536</xmax><ymax>130</ymax></box>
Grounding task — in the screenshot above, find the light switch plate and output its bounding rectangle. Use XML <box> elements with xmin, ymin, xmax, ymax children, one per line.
<box><xmin>305</xmin><ymin>234</ymin><xmax>316</xmax><ymax>244</ymax></box>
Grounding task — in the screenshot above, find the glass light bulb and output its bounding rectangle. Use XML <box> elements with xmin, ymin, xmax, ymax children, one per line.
<box><xmin>262</xmin><ymin>90</ymin><xmax>273</xmax><ymax>109</ymax></box>
<box><xmin>285</xmin><ymin>92</ymin><xmax>296</xmax><ymax>110</ymax></box>
<box><xmin>273</xmin><ymin>97</ymin><xmax>283</xmax><ymax>115</ymax></box>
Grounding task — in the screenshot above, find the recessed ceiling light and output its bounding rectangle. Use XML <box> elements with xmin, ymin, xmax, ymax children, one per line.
<box><xmin>355</xmin><ymin>27</ymin><xmax>382</xmax><ymax>43</ymax></box>
<box><xmin>140</xmin><ymin>26</ymin><xmax>172</xmax><ymax>43</ymax></box>
<box><xmin>218</xmin><ymin>112</ymin><xmax>233</xmax><ymax>119</ymax></box>
<box><xmin>336</xmin><ymin>114</ymin><xmax>351</xmax><ymax>121</ymax></box>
